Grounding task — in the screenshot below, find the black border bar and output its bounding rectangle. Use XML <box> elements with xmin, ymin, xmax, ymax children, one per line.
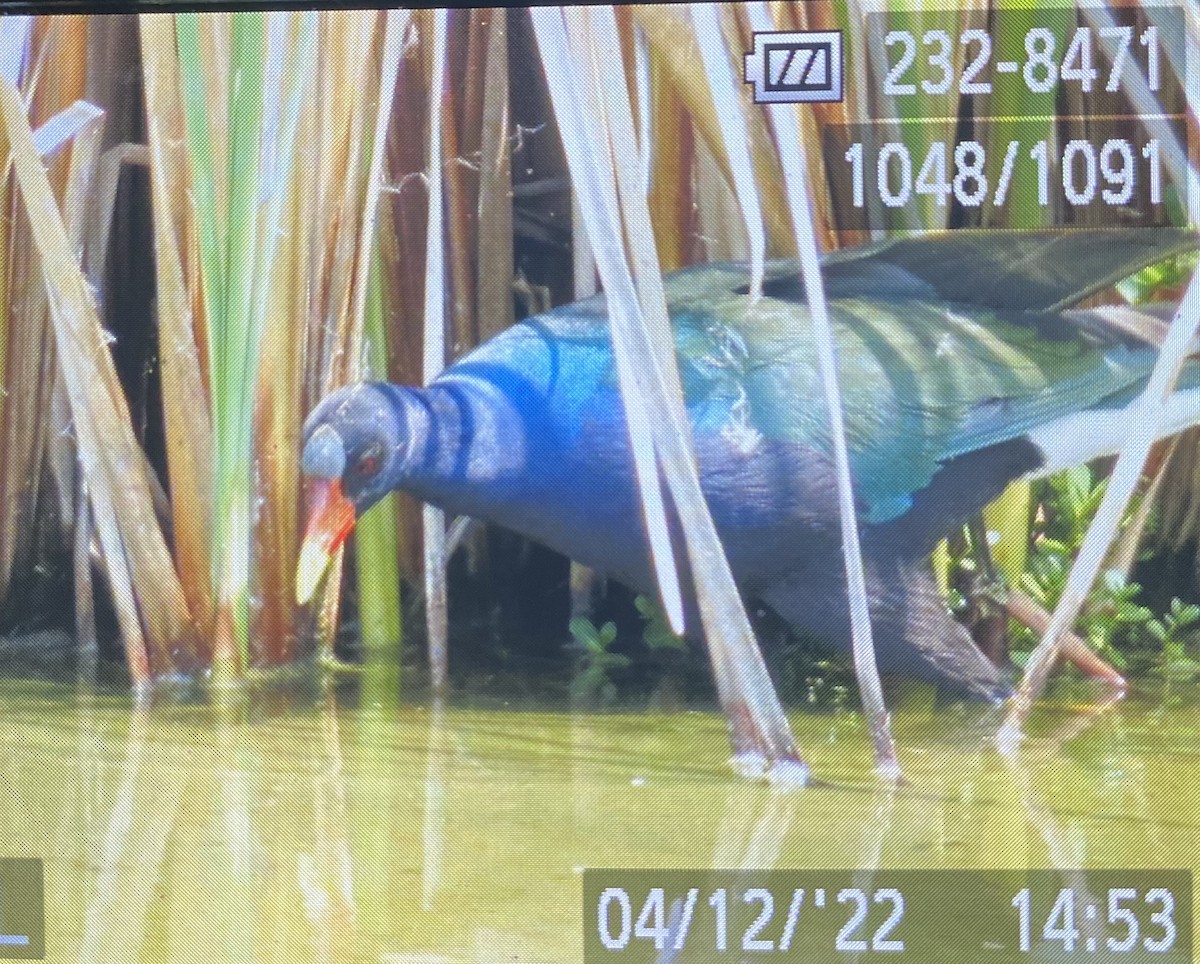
<box><xmin>4</xmin><ymin>0</ymin><xmax>636</xmax><ymax>12</ymax></box>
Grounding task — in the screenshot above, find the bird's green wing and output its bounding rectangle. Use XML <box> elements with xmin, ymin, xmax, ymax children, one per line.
<box><xmin>669</xmin><ymin>292</ymin><xmax>1152</xmax><ymax>522</ymax></box>
<box><xmin>660</xmin><ymin>230</ymin><xmax>1198</xmax><ymax>522</ymax></box>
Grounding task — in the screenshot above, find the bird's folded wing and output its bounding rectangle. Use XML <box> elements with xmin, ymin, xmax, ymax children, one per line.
<box><xmin>665</xmin><ymin>228</ymin><xmax>1198</xmax><ymax>314</ymax></box>
<box><xmin>675</xmin><ymin>292</ymin><xmax>1158</xmax><ymax>524</ymax></box>
<box><xmin>821</xmin><ymin>228</ymin><xmax>1198</xmax><ymax>313</ymax></box>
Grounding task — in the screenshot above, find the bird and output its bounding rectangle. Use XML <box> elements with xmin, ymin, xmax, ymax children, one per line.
<box><xmin>295</xmin><ymin>228</ymin><xmax>1199</xmax><ymax>704</ymax></box>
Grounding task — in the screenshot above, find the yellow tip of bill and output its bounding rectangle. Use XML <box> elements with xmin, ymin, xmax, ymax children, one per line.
<box><xmin>295</xmin><ymin>539</ymin><xmax>334</xmax><ymax>605</ymax></box>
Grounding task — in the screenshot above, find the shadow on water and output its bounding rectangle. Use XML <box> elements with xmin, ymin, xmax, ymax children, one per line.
<box><xmin>0</xmin><ymin>649</ymin><xmax>1195</xmax><ymax>962</ymax></box>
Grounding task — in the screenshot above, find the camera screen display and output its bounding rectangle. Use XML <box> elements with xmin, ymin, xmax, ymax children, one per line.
<box><xmin>0</xmin><ymin>2</ymin><xmax>1194</xmax><ymax>961</ymax></box>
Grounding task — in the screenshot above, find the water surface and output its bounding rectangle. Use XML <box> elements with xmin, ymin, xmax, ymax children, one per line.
<box><xmin>0</xmin><ymin>669</ymin><xmax>1196</xmax><ymax>962</ymax></box>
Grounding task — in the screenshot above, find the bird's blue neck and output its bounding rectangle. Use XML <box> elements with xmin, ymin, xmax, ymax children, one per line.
<box><xmin>395</xmin><ymin>377</ymin><xmax>555</xmax><ymax>518</ymax></box>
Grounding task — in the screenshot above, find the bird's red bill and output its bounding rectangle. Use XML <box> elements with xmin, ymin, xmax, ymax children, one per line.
<box><xmin>295</xmin><ymin>478</ymin><xmax>356</xmax><ymax>603</ymax></box>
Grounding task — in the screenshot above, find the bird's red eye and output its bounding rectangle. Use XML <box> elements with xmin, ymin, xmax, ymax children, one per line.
<box><xmin>353</xmin><ymin>443</ymin><xmax>384</xmax><ymax>477</ymax></box>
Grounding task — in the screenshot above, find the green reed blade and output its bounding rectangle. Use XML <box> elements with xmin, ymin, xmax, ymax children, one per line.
<box><xmin>244</xmin><ymin>13</ymin><xmax>317</xmax><ymax>665</ymax></box>
<box><xmin>175</xmin><ymin>13</ymin><xmax>226</xmax><ymax>388</ymax></box>
<box><xmin>355</xmin><ymin>240</ymin><xmax>404</xmax><ymax>672</ymax></box>
<box><xmin>931</xmin><ymin>537</ymin><xmax>952</xmax><ymax>597</ymax></box>
<box><xmin>213</xmin><ymin>11</ymin><xmax>266</xmax><ymax>668</ymax></box>
<box><xmin>983</xmin><ymin>481</ymin><xmax>1032</xmax><ymax>587</ymax></box>
<box><xmin>177</xmin><ymin>13</ymin><xmax>237</xmax><ymax>667</ymax></box>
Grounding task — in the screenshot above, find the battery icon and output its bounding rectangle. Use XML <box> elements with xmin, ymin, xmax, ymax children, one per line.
<box><xmin>743</xmin><ymin>30</ymin><xmax>844</xmax><ymax>104</ymax></box>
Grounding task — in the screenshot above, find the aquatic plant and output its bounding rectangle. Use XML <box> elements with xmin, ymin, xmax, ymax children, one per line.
<box><xmin>566</xmin><ymin>616</ymin><xmax>626</xmax><ymax>704</ymax></box>
<box><xmin>1119</xmin><ymin>253</ymin><xmax>1200</xmax><ymax>305</ymax></box>
<box><xmin>635</xmin><ymin>595</ymin><xmax>686</xmax><ymax>654</ymax></box>
<box><xmin>999</xmin><ymin>464</ymin><xmax>1200</xmax><ymax>674</ymax></box>
<box><xmin>1147</xmin><ymin>599</ymin><xmax>1200</xmax><ymax>679</ymax></box>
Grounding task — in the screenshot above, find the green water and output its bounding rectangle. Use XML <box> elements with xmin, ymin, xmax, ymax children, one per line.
<box><xmin>0</xmin><ymin>669</ymin><xmax>1196</xmax><ymax>963</ymax></box>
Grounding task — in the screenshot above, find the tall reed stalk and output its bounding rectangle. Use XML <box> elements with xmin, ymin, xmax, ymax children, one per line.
<box><xmin>0</xmin><ymin>18</ymin><xmax>88</xmax><ymax>622</ymax></box>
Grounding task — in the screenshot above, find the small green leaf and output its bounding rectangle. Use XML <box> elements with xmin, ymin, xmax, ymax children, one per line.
<box><xmin>636</xmin><ymin>594</ymin><xmax>687</xmax><ymax>651</ymax></box>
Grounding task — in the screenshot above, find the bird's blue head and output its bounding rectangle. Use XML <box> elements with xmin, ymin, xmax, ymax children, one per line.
<box><xmin>296</xmin><ymin>382</ymin><xmax>425</xmax><ymax>603</ymax></box>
